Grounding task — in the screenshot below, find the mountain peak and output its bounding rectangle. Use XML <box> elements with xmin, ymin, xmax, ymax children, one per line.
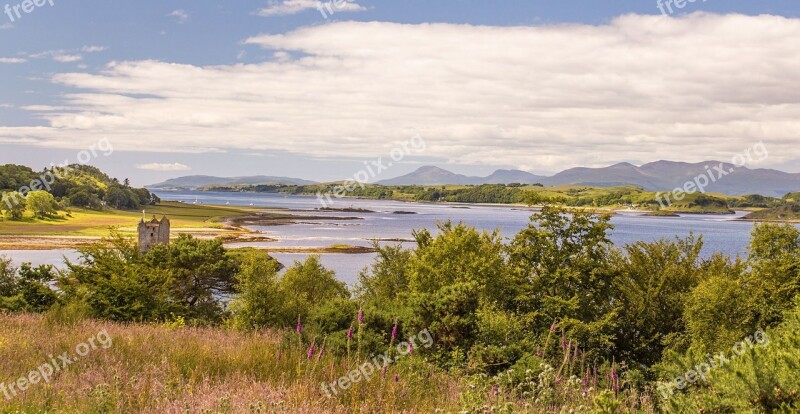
<box><xmin>414</xmin><ymin>165</ymin><xmax>452</xmax><ymax>173</ymax></box>
<box><xmin>610</xmin><ymin>162</ymin><xmax>636</xmax><ymax>168</ymax></box>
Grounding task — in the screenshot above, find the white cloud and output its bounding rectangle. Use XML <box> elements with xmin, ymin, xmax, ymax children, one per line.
<box><xmin>169</xmin><ymin>9</ymin><xmax>189</xmax><ymax>23</ymax></box>
<box><xmin>81</xmin><ymin>45</ymin><xmax>107</xmax><ymax>53</ymax></box>
<box><xmin>52</xmin><ymin>54</ymin><xmax>82</xmax><ymax>63</ymax></box>
<box><xmin>3</xmin><ymin>14</ymin><xmax>800</xmax><ymax>172</ymax></box>
<box><xmin>27</xmin><ymin>49</ymin><xmax>84</xmax><ymax>63</ymax></box>
<box><xmin>0</xmin><ymin>57</ymin><xmax>26</xmax><ymax>64</ymax></box>
<box><xmin>20</xmin><ymin>105</ymin><xmax>70</xmax><ymax>111</ymax></box>
<box><xmin>259</xmin><ymin>0</ymin><xmax>365</xmax><ymax>16</ymax></box>
<box><xmin>135</xmin><ymin>163</ymin><xmax>191</xmax><ymax>171</ymax></box>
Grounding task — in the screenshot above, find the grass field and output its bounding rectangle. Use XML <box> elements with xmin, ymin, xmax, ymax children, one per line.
<box><xmin>0</xmin><ymin>313</ymin><xmax>656</xmax><ymax>413</ymax></box>
<box><xmin>0</xmin><ymin>202</ymin><xmax>280</xmax><ymax>237</ymax></box>
<box><xmin>0</xmin><ymin>314</ymin><xmax>458</xmax><ymax>414</ymax></box>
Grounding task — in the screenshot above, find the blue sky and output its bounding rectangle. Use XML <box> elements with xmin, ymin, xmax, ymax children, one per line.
<box><xmin>2</xmin><ymin>0</ymin><xmax>800</xmax><ymax>185</ymax></box>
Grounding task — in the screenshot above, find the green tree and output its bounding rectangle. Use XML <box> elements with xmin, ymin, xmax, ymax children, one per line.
<box><xmin>26</xmin><ymin>190</ymin><xmax>58</xmax><ymax>218</ymax></box>
<box><xmin>405</xmin><ymin>221</ymin><xmax>510</xmax><ymax>367</ymax></box>
<box><xmin>356</xmin><ymin>242</ymin><xmax>412</xmax><ymax>303</ymax></box>
<box><xmin>683</xmin><ymin>269</ymin><xmax>754</xmax><ymax>353</ymax></box>
<box><xmin>0</xmin><ymin>257</ymin><xmax>58</xmax><ymax>313</ymax></box>
<box><xmin>508</xmin><ymin>206</ymin><xmax>617</xmax><ymax>356</ymax></box>
<box><xmin>60</xmin><ymin>235</ymin><xmax>177</xmax><ymax>322</ymax></box>
<box><xmin>104</xmin><ymin>187</ymin><xmax>131</xmax><ymax>209</ymax></box>
<box><xmin>611</xmin><ymin>235</ymin><xmax>707</xmax><ymax>368</ymax></box>
<box><xmin>228</xmin><ymin>250</ymin><xmax>284</xmax><ymax>330</ymax></box>
<box><xmin>143</xmin><ymin>234</ymin><xmax>238</xmax><ymax>322</ymax></box>
<box><xmin>665</xmin><ymin>302</ymin><xmax>800</xmax><ymax>412</ymax></box>
<box><xmin>279</xmin><ymin>255</ymin><xmax>349</xmax><ymax>325</ymax></box>
<box><xmin>748</xmin><ymin>223</ymin><xmax>800</xmax><ymax>327</ymax></box>
<box><xmin>2</xmin><ymin>191</ymin><xmax>26</xmax><ymax>219</ymax></box>
<box><xmin>61</xmin><ymin>233</ymin><xmax>236</xmax><ymax>323</ymax></box>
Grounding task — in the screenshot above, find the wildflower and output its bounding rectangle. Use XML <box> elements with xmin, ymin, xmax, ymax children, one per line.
<box><xmin>276</xmin><ymin>351</ymin><xmax>281</xmax><ymax>361</ymax></box>
<box><xmin>391</xmin><ymin>320</ymin><xmax>398</xmax><ymax>341</ymax></box>
<box><xmin>535</xmin><ymin>346</ymin><xmax>542</xmax><ymax>357</ymax></box>
<box><xmin>307</xmin><ymin>342</ymin><xmax>315</xmax><ymax>359</ymax></box>
<box><xmin>409</xmin><ymin>341</ymin><xmax>414</xmax><ymax>354</ymax></box>
<box><xmin>357</xmin><ymin>307</ymin><xmax>364</xmax><ymax>325</ymax></box>
<box><xmin>610</xmin><ymin>363</ymin><xmax>620</xmax><ymax>392</ymax></box>
<box><xmin>296</xmin><ymin>314</ymin><xmax>302</xmax><ymax>334</ymax></box>
<box><xmin>394</xmin><ymin>373</ymin><xmax>399</xmax><ymax>382</ymax></box>
<box><xmin>550</xmin><ymin>320</ymin><xmax>557</xmax><ymax>332</ymax></box>
<box><xmin>347</xmin><ymin>325</ymin><xmax>353</xmax><ymax>339</ymax></box>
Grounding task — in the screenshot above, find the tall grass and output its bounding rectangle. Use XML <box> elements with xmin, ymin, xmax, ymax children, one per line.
<box><xmin>0</xmin><ymin>313</ymin><xmax>654</xmax><ymax>413</ymax></box>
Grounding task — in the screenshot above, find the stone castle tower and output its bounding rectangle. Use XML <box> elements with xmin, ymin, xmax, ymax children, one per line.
<box><xmin>138</xmin><ymin>214</ymin><xmax>170</xmax><ymax>253</ymax></box>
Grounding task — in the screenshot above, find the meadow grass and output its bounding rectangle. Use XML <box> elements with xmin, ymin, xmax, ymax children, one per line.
<box><xmin>0</xmin><ymin>313</ymin><xmax>458</xmax><ymax>413</ymax></box>
<box><xmin>0</xmin><ymin>202</ymin><xmax>281</xmax><ymax>237</ymax></box>
<box><xmin>0</xmin><ymin>313</ymin><xmax>658</xmax><ymax>413</ymax></box>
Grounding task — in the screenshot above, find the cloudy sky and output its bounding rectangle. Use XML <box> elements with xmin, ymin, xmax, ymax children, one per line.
<box><xmin>1</xmin><ymin>0</ymin><xmax>799</xmax><ymax>186</ymax></box>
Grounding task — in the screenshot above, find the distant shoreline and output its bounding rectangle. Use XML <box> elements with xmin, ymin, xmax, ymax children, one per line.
<box><xmin>1</xmin><ymin>197</ymin><xmax>796</xmax><ymax>251</ymax></box>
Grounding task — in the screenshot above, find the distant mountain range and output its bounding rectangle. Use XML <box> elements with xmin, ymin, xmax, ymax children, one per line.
<box><xmin>376</xmin><ymin>162</ymin><xmax>800</xmax><ymax>197</ymax></box>
<box><xmin>377</xmin><ymin>166</ymin><xmax>547</xmax><ymax>186</ymax></box>
<box><xmin>148</xmin><ymin>175</ymin><xmax>316</xmax><ymax>190</ymax></box>
<box><xmin>150</xmin><ymin>161</ymin><xmax>800</xmax><ymax>197</ymax></box>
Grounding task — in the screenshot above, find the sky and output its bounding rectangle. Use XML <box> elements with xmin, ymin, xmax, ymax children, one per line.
<box><xmin>1</xmin><ymin>0</ymin><xmax>800</xmax><ymax>186</ymax></box>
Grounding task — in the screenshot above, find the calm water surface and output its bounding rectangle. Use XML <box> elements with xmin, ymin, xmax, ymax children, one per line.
<box><xmin>2</xmin><ymin>190</ymin><xmax>791</xmax><ymax>285</ymax></box>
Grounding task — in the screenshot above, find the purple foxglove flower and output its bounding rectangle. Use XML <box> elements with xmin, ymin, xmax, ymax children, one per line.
<box><xmin>394</xmin><ymin>373</ymin><xmax>399</xmax><ymax>382</ymax></box>
<box><xmin>357</xmin><ymin>308</ymin><xmax>364</xmax><ymax>324</ymax></box>
<box><xmin>347</xmin><ymin>325</ymin><xmax>353</xmax><ymax>339</ymax></box>
<box><xmin>296</xmin><ymin>315</ymin><xmax>302</xmax><ymax>334</ymax></box>
<box><xmin>307</xmin><ymin>343</ymin><xmax>315</xmax><ymax>359</ymax></box>
<box><xmin>391</xmin><ymin>322</ymin><xmax>398</xmax><ymax>341</ymax></box>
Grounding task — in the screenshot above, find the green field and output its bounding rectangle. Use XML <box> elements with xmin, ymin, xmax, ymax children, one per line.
<box><xmin>0</xmin><ymin>202</ymin><xmax>276</xmax><ymax>236</ymax></box>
